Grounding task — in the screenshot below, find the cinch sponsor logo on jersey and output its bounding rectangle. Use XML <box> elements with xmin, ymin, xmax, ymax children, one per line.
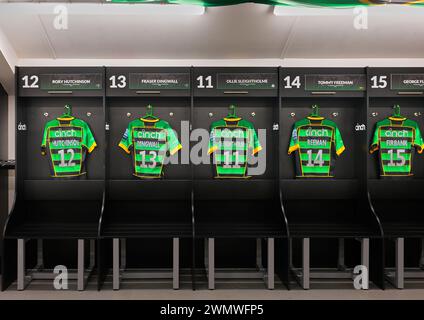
<box><xmin>305</xmin><ymin>127</ymin><xmax>330</xmax><ymax>137</ymax></box>
<box><xmin>134</xmin><ymin>129</ymin><xmax>166</xmax><ymax>141</ymax></box>
<box><xmin>383</xmin><ymin>129</ymin><xmax>410</xmax><ymax>138</ymax></box>
<box><xmin>53</xmin><ymin>129</ymin><xmax>80</xmax><ymax>138</ymax></box>
<box><xmin>215</xmin><ymin>128</ymin><xmax>246</xmax><ymax>139</ymax></box>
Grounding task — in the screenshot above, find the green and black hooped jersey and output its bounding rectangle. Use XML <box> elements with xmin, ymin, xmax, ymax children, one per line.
<box><xmin>370</xmin><ymin>117</ymin><xmax>424</xmax><ymax>177</ymax></box>
<box><xmin>41</xmin><ymin>117</ymin><xmax>97</xmax><ymax>178</ymax></box>
<box><xmin>208</xmin><ymin>118</ymin><xmax>262</xmax><ymax>178</ymax></box>
<box><xmin>288</xmin><ymin>116</ymin><xmax>345</xmax><ymax>178</ymax></box>
<box><xmin>119</xmin><ymin>118</ymin><xmax>182</xmax><ymax>179</ymax></box>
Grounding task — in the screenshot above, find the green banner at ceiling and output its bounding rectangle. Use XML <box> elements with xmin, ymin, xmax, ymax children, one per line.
<box><xmin>109</xmin><ymin>0</ymin><xmax>424</xmax><ymax>7</ymax></box>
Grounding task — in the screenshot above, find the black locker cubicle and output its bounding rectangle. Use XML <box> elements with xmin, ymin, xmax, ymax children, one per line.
<box><xmin>192</xmin><ymin>67</ymin><xmax>289</xmax><ymax>290</ymax></box>
<box><xmin>367</xmin><ymin>67</ymin><xmax>424</xmax><ymax>289</ymax></box>
<box><xmin>280</xmin><ymin>68</ymin><xmax>383</xmax><ymax>289</ymax></box>
<box><xmin>3</xmin><ymin>65</ymin><xmax>424</xmax><ymax>292</ymax></box>
<box><xmin>2</xmin><ymin>67</ymin><xmax>105</xmax><ymax>290</ymax></box>
<box><xmin>98</xmin><ymin>68</ymin><xmax>193</xmax><ymax>290</ymax></box>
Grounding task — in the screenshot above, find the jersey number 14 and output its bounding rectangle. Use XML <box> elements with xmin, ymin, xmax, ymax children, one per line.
<box><xmin>306</xmin><ymin>149</ymin><xmax>325</xmax><ymax>167</ymax></box>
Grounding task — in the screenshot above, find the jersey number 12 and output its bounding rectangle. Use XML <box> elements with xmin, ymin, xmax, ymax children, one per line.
<box><xmin>58</xmin><ymin>149</ymin><xmax>76</xmax><ymax>167</ymax></box>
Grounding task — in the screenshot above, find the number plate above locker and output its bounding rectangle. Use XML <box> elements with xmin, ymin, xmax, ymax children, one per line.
<box><xmin>193</xmin><ymin>67</ymin><xmax>278</xmax><ymax>97</ymax></box>
<box><xmin>281</xmin><ymin>68</ymin><xmax>366</xmax><ymax>98</ymax></box>
<box><xmin>106</xmin><ymin>67</ymin><xmax>191</xmax><ymax>97</ymax></box>
<box><xmin>18</xmin><ymin>67</ymin><xmax>104</xmax><ymax>97</ymax></box>
<box><xmin>368</xmin><ymin>68</ymin><xmax>424</xmax><ymax>97</ymax></box>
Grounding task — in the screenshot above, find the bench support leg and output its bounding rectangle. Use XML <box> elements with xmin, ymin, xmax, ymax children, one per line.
<box><xmin>267</xmin><ymin>238</ymin><xmax>274</xmax><ymax>290</ymax></box>
<box><xmin>173</xmin><ymin>238</ymin><xmax>179</xmax><ymax>290</ymax></box>
<box><xmin>302</xmin><ymin>238</ymin><xmax>310</xmax><ymax>290</ymax></box>
<box><xmin>17</xmin><ymin>239</ymin><xmax>25</xmax><ymax>291</ymax></box>
<box><xmin>420</xmin><ymin>238</ymin><xmax>424</xmax><ymax>270</ymax></box>
<box><xmin>338</xmin><ymin>238</ymin><xmax>345</xmax><ymax>271</ymax></box>
<box><xmin>37</xmin><ymin>239</ymin><xmax>44</xmax><ymax>269</ymax></box>
<box><xmin>361</xmin><ymin>238</ymin><xmax>370</xmax><ymax>290</ymax></box>
<box><xmin>120</xmin><ymin>238</ymin><xmax>126</xmax><ymax>270</ymax></box>
<box><xmin>256</xmin><ymin>238</ymin><xmax>263</xmax><ymax>270</ymax></box>
<box><xmin>89</xmin><ymin>240</ymin><xmax>95</xmax><ymax>269</ymax></box>
<box><xmin>113</xmin><ymin>238</ymin><xmax>120</xmax><ymax>290</ymax></box>
<box><xmin>395</xmin><ymin>237</ymin><xmax>404</xmax><ymax>289</ymax></box>
<box><xmin>208</xmin><ymin>238</ymin><xmax>215</xmax><ymax>290</ymax></box>
<box><xmin>77</xmin><ymin>239</ymin><xmax>85</xmax><ymax>291</ymax></box>
<box><xmin>289</xmin><ymin>238</ymin><xmax>293</xmax><ymax>269</ymax></box>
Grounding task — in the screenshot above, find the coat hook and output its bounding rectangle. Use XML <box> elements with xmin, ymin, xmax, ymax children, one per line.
<box><xmin>87</xmin><ymin>112</ymin><xmax>92</xmax><ymax>117</ymax></box>
<box><xmin>208</xmin><ymin>112</ymin><xmax>214</xmax><ymax>118</ymax></box>
<box><xmin>169</xmin><ymin>112</ymin><xmax>174</xmax><ymax>117</ymax></box>
<box><xmin>290</xmin><ymin>112</ymin><xmax>296</xmax><ymax>118</ymax></box>
<box><xmin>251</xmin><ymin>112</ymin><xmax>256</xmax><ymax>117</ymax></box>
<box><xmin>332</xmin><ymin>112</ymin><xmax>339</xmax><ymax>117</ymax></box>
<box><xmin>414</xmin><ymin>112</ymin><xmax>422</xmax><ymax>117</ymax></box>
<box><xmin>44</xmin><ymin>112</ymin><xmax>49</xmax><ymax>117</ymax></box>
<box><xmin>127</xmin><ymin>112</ymin><xmax>132</xmax><ymax>118</ymax></box>
<box><xmin>372</xmin><ymin>112</ymin><xmax>379</xmax><ymax>117</ymax></box>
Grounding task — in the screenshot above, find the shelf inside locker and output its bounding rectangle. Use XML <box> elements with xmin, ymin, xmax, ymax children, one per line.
<box><xmin>101</xmin><ymin>200</ymin><xmax>192</xmax><ymax>238</ymax></box>
<box><xmin>283</xmin><ymin>198</ymin><xmax>381</xmax><ymax>238</ymax></box>
<box><xmin>5</xmin><ymin>199</ymin><xmax>101</xmax><ymax>239</ymax></box>
<box><xmin>101</xmin><ymin>179</ymin><xmax>192</xmax><ymax>238</ymax></box>
<box><xmin>281</xmin><ymin>179</ymin><xmax>360</xmax><ymax>200</ymax></box>
<box><xmin>194</xmin><ymin>198</ymin><xmax>286</xmax><ymax>238</ymax></box>
<box><xmin>4</xmin><ymin>179</ymin><xmax>104</xmax><ymax>239</ymax></box>
<box><xmin>369</xmin><ymin>179</ymin><xmax>424</xmax><ymax>237</ymax></box>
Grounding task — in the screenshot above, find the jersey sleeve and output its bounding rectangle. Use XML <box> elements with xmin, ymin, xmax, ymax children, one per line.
<box><xmin>167</xmin><ymin>126</ymin><xmax>182</xmax><ymax>155</ymax></box>
<box><xmin>208</xmin><ymin>127</ymin><xmax>218</xmax><ymax>155</ymax></box>
<box><xmin>334</xmin><ymin>125</ymin><xmax>345</xmax><ymax>156</ymax></box>
<box><xmin>250</xmin><ymin>127</ymin><xmax>262</xmax><ymax>155</ymax></box>
<box><xmin>414</xmin><ymin>123</ymin><xmax>424</xmax><ymax>154</ymax></box>
<box><xmin>83</xmin><ymin>123</ymin><xmax>97</xmax><ymax>153</ymax></box>
<box><xmin>288</xmin><ymin>125</ymin><xmax>299</xmax><ymax>155</ymax></box>
<box><xmin>118</xmin><ymin>124</ymin><xmax>132</xmax><ymax>154</ymax></box>
<box><xmin>369</xmin><ymin>125</ymin><xmax>380</xmax><ymax>154</ymax></box>
<box><xmin>41</xmin><ymin>124</ymin><xmax>49</xmax><ymax>156</ymax></box>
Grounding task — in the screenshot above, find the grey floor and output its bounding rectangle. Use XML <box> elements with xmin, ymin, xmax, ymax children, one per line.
<box><xmin>1</xmin><ymin>279</ymin><xmax>424</xmax><ymax>300</ymax></box>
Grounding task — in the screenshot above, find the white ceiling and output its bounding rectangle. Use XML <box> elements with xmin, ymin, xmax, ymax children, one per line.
<box><xmin>0</xmin><ymin>2</ymin><xmax>424</xmax><ymax>61</ymax></box>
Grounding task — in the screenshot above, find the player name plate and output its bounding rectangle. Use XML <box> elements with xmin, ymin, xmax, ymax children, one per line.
<box><xmin>305</xmin><ymin>74</ymin><xmax>366</xmax><ymax>91</ymax></box>
<box><xmin>129</xmin><ymin>73</ymin><xmax>190</xmax><ymax>90</ymax></box>
<box><xmin>217</xmin><ymin>73</ymin><xmax>277</xmax><ymax>90</ymax></box>
<box><xmin>40</xmin><ymin>73</ymin><xmax>102</xmax><ymax>90</ymax></box>
<box><xmin>391</xmin><ymin>74</ymin><xmax>424</xmax><ymax>90</ymax></box>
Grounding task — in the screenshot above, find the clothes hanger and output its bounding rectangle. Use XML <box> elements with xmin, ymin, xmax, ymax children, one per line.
<box><xmin>224</xmin><ymin>105</ymin><xmax>241</xmax><ymax>121</ymax></box>
<box><xmin>308</xmin><ymin>104</ymin><xmax>324</xmax><ymax>120</ymax></box>
<box><xmin>390</xmin><ymin>104</ymin><xmax>406</xmax><ymax>120</ymax></box>
<box><xmin>141</xmin><ymin>104</ymin><xmax>159</xmax><ymax>122</ymax></box>
<box><xmin>57</xmin><ymin>104</ymin><xmax>74</xmax><ymax>120</ymax></box>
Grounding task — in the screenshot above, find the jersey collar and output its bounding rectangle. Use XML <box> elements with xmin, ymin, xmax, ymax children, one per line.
<box><xmin>224</xmin><ymin>117</ymin><xmax>242</xmax><ymax>122</ymax></box>
<box><xmin>307</xmin><ymin>116</ymin><xmax>324</xmax><ymax>121</ymax></box>
<box><xmin>388</xmin><ymin>116</ymin><xmax>406</xmax><ymax>121</ymax></box>
<box><xmin>140</xmin><ymin>117</ymin><xmax>160</xmax><ymax>123</ymax></box>
<box><xmin>57</xmin><ymin>116</ymin><xmax>75</xmax><ymax>121</ymax></box>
